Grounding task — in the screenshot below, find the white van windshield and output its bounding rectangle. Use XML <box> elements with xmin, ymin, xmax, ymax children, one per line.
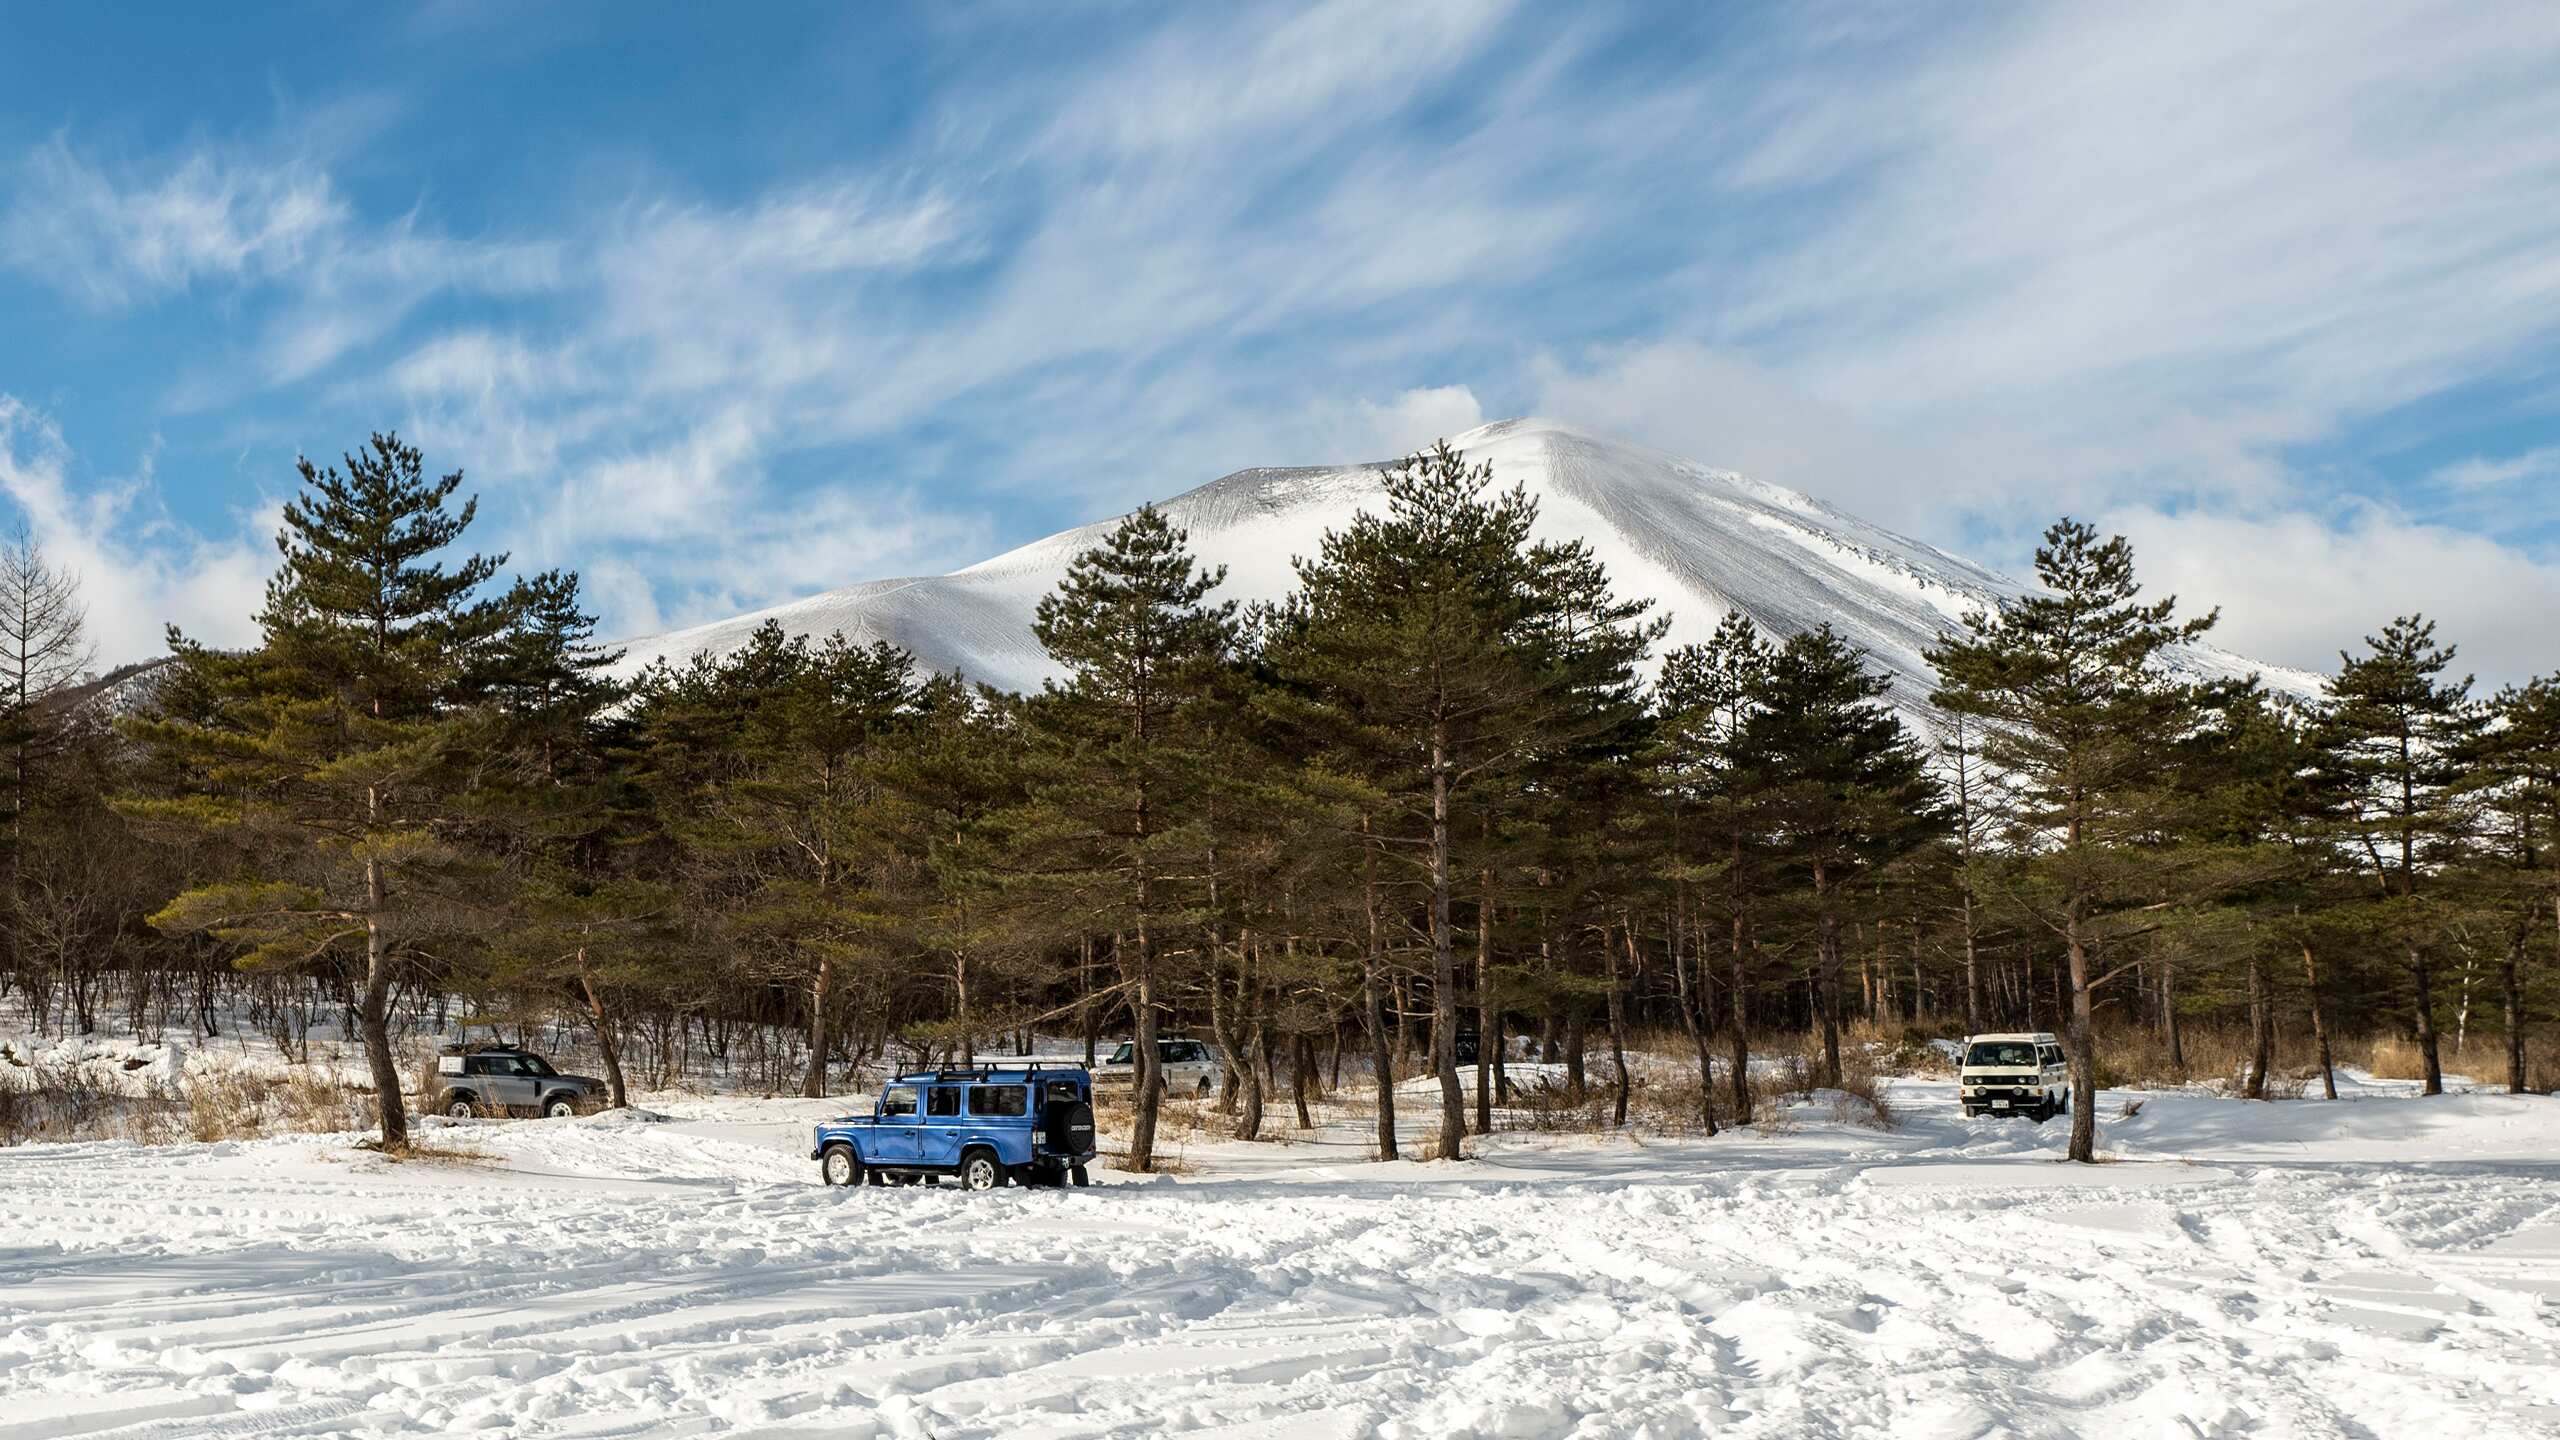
<box><xmin>1966</xmin><ymin>1042</ymin><xmax>2039</xmax><ymax>1068</ymax></box>
<box><xmin>1108</xmin><ymin>1043</ymin><xmax>1134</xmax><ymax>1065</ymax></box>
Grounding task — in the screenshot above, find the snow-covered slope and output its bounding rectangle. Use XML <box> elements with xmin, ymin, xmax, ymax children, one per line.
<box><xmin>618</xmin><ymin>418</ymin><xmax>2322</xmax><ymax>720</ymax></box>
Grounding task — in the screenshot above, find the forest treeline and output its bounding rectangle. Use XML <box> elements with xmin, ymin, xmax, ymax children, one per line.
<box><xmin>1</xmin><ymin>434</ymin><xmax>2553</xmax><ymax>1164</ymax></box>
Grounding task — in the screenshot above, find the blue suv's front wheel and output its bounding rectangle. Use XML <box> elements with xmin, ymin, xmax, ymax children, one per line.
<box><xmin>821</xmin><ymin>1145</ymin><xmax>864</xmax><ymax>1187</ymax></box>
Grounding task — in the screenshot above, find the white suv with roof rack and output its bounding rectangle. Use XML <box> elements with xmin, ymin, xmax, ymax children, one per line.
<box><xmin>1959</xmin><ymin>1032</ymin><xmax>2070</xmax><ymax>1121</ymax></box>
<box><xmin>1092</xmin><ymin>1037</ymin><xmax>1222</xmax><ymax>1098</ymax></box>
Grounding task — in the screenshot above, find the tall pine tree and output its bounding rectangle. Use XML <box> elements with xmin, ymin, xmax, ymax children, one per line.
<box><xmin>1743</xmin><ymin>625</ymin><xmax>1947</xmax><ymax>1086</ymax></box>
<box><xmin>1273</xmin><ymin>441</ymin><xmax>1657</xmax><ymax>1160</ymax></box>
<box><xmin>125</xmin><ymin>435</ymin><xmax>512</xmax><ymax>1148</ymax></box>
<box><xmin>1928</xmin><ymin>519</ymin><xmax>2219</xmax><ymax>1163</ymax></box>
<box><xmin>1021</xmin><ymin>504</ymin><xmax>1236</xmax><ymax>1171</ymax></box>
<box><xmin>2317</xmin><ymin>616</ymin><xmax>2480</xmax><ymax>1096</ymax></box>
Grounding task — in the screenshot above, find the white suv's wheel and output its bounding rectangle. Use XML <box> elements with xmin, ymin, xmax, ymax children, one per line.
<box><xmin>959</xmin><ymin>1152</ymin><xmax>1002</xmax><ymax>1191</ymax></box>
<box><xmin>544</xmin><ymin>1096</ymin><xmax>577</xmax><ymax>1119</ymax></box>
<box><xmin>444</xmin><ymin>1095</ymin><xmax>477</xmax><ymax>1119</ymax></box>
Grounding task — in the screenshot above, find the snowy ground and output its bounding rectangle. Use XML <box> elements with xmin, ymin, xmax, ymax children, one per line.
<box><xmin>4</xmin><ymin>1076</ymin><xmax>2557</xmax><ymax>1439</ymax></box>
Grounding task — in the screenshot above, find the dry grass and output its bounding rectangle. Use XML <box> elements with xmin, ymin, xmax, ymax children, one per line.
<box><xmin>1</xmin><ymin>1059</ymin><xmax>380</xmax><ymax>1147</ymax></box>
<box><xmin>2355</xmin><ymin>1034</ymin><xmax>2429</xmax><ymax>1081</ymax></box>
<box><xmin>180</xmin><ymin>1069</ymin><xmax>375</xmax><ymax>1141</ymax></box>
<box><xmin>2080</xmin><ymin>1023</ymin><xmax>2560</xmax><ymax>1097</ymax></box>
<box><xmin>2095</xmin><ymin>1023</ymin><xmax>2340</xmax><ymax>1097</ymax></box>
<box><xmin>0</xmin><ymin>1057</ymin><xmax>134</xmax><ymax>1143</ymax></box>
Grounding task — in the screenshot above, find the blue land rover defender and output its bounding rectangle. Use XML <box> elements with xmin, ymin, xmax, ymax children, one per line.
<box><xmin>811</xmin><ymin>1065</ymin><xmax>1099</xmax><ymax>1190</ymax></box>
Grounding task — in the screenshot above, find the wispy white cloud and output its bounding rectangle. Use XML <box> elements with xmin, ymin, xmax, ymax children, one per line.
<box><xmin>2428</xmin><ymin>446</ymin><xmax>2560</xmax><ymax>491</ymax></box>
<box><xmin>3</xmin><ymin>133</ymin><xmax>562</xmax><ymax>390</ymax></box>
<box><xmin>1</xmin><ymin>138</ymin><xmax>346</xmax><ymax>307</ymax></box>
<box><xmin>0</xmin><ymin>396</ymin><xmax>272</xmax><ymax>662</ymax></box>
<box><xmin>1686</xmin><ymin>0</ymin><xmax>2560</xmax><ymax>506</ymax></box>
<box><xmin>2103</xmin><ymin>499</ymin><xmax>2560</xmax><ymax>688</ymax></box>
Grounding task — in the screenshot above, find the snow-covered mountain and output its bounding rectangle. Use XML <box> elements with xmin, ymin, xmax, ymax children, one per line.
<box><xmin>615</xmin><ymin>418</ymin><xmax>2320</xmax><ymax>725</ymax></box>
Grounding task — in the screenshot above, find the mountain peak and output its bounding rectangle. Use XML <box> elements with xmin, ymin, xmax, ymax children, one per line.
<box><xmin>617</xmin><ymin>425</ymin><xmax>2316</xmax><ymax>723</ymax></box>
<box><xmin>1441</xmin><ymin>414</ymin><xmax>1586</xmax><ymax>449</ymax></box>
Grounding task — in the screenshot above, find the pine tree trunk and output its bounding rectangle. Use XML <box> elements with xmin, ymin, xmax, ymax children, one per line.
<box><xmin>1293</xmin><ymin>1031</ymin><xmax>1315</xmax><ymax>1129</ymax></box>
<box><xmin>1080</xmin><ymin>935</ymin><xmax>1099</xmax><ymax>1067</ymax></box>
<box><xmin>1207</xmin><ymin>932</ymin><xmax>1241</xmax><ymax>1118</ymax></box>
<box><xmin>351</xmin><ymin>764</ymin><xmax>411</xmax><ymax>1146</ymax></box>
<box><xmin>1236</xmin><ymin>978</ymin><xmax>1266</xmax><ymax>1143</ymax></box>
<box><xmin>1225</xmin><ymin>931</ymin><xmax>1260</xmax><ymax>1137</ymax></box>
<box><xmin>2066</xmin><ymin>901</ymin><xmax>2098</xmax><ymax>1164</ymax></box>
<box><xmin>2245</xmin><ymin>954</ymin><xmax>2272</xmax><ymax>1100</ymax></box>
<box><xmin>1429</xmin><ymin>720</ymin><xmax>1464</xmax><ymax>1161</ymax></box>
<box><xmin>802</xmin><ymin>952</ymin><xmax>833</xmax><ymax>1099</ymax></box>
<box><xmin>2164</xmin><ymin>957</ymin><xmax>2185</xmax><ymax>1071</ymax></box>
<box><xmin>1564</xmin><ymin>1011</ymin><xmax>1587</xmax><ymax>1095</ymax></box>
<box><xmin>1361</xmin><ymin>817</ymin><xmax>1397</xmax><ymax>1160</ymax></box>
<box><xmin>1473</xmin><ymin>877</ymin><xmax>1494</xmax><ymax>1137</ymax></box>
<box><xmin>1129</xmin><ymin>925</ymin><xmax>1162</xmax><ymax>1170</ymax></box>
<box><xmin>578</xmin><ymin>953</ymin><xmax>628</xmax><ymax>1109</ymax></box>
<box><xmin>1205</xmin><ymin>876</ymin><xmax>1241</xmax><ymax>1114</ymax></box>
<box><xmin>1961</xmin><ymin>891</ymin><xmax>1982</xmax><ymax>1034</ymax></box>
<box><xmin>1607</xmin><ymin>923</ymin><xmax>1631</xmax><ymax>1128</ymax></box>
<box><xmin>1729</xmin><ymin>877</ymin><xmax>1753</xmax><ymax>1124</ymax></box>
<box><xmin>2505</xmin><ymin>923</ymin><xmax>2528</xmax><ymax>1095</ymax></box>
<box><xmin>2411</xmin><ymin>942</ymin><xmax>2444</xmax><ymax>1095</ymax></box>
<box><xmin>359</xmin><ymin>852</ymin><xmax>407</xmax><ymax>1150</ymax></box>
<box><xmin>2302</xmin><ymin>941</ymin><xmax>2338</xmax><ymax>1100</ymax></box>
<box><xmin>1815</xmin><ymin>859</ymin><xmax>1842</xmax><ymax>1089</ymax></box>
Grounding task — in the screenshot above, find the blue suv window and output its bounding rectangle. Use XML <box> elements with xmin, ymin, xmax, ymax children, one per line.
<box><xmin>881</xmin><ymin>1085</ymin><xmax>919</xmax><ymax>1116</ymax></box>
<box><xmin>969</xmin><ymin>1084</ymin><xmax>1027</xmax><ymax>1117</ymax></box>
<box><xmin>926</xmin><ymin>1087</ymin><xmax>962</xmax><ymax>1118</ymax></box>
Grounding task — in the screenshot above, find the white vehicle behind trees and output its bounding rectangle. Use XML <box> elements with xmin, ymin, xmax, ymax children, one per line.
<box><xmin>1093</xmin><ymin>1038</ymin><xmax>1223</xmax><ymax>1098</ymax></box>
<box><xmin>1959</xmin><ymin>1032</ymin><xmax>2070</xmax><ymax>1121</ymax></box>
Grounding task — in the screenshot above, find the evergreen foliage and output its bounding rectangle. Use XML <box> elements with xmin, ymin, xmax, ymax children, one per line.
<box><xmin>1926</xmin><ymin>519</ymin><xmax>2228</xmax><ymax>1161</ymax></box>
<box><xmin>1</xmin><ymin>431</ymin><xmax>2536</xmax><ymax>1162</ymax></box>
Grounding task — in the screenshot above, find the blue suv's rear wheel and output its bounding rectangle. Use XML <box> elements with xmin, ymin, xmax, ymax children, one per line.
<box><xmin>821</xmin><ymin>1145</ymin><xmax>863</xmax><ymax>1187</ymax></box>
<box><xmin>959</xmin><ymin>1149</ymin><xmax>1003</xmax><ymax>1191</ymax></box>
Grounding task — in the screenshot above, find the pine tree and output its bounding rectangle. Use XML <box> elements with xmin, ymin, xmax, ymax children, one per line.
<box><xmin>1020</xmin><ymin>504</ymin><xmax>1236</xmax><ymax>1171</ymax></box>
<box><xmin>1272</xmin><ymin>441</ymin><xmax>1658</xmax><ymax>1160</ymax></box>
<box><xmin>1743</xmin><ymin>625</ymin><xmax>1948</xmax><ymax>1086</ymax></box>
<box><xmin>475</xmin><ymin>569</ymin><xmax>656</xmax><ymax>1108</ymax></box>
<box><xmin>2162</xmin><ymin>688</ymin><xmax>2330</xmax><ymax>1097</ymax></box>
<box><xmin>1655</xmin><ymin>612</ymin><xmax>1773</xmax><ymax>1122</ymax></box>
<box><xmin>873</xmin><ymin>672</ymin><xmax>1031</xmax><ymax>1062</ymax></box>
<box><xmin>2316</xmin><ymin>615</ymin><xmax>2481</xmax><ymax>1096</ymax></box>
<box><xmin>2469</xmin><ymin>674</ymin><xmax>2559</xmax><ymax>1093</ymax></box>
<box><xmin>483</xmin><ymin>568</ymin><xmax>624</xmax><ymax>777</ymax></box>
<box><xmin>696</xmin><ymin>624</ymin><xmax>918</xmax><ymax>1097</ymax></box>
<box><xmin>123</xmin><ymin>435</ymin><xmax>512</xmax><ymax>1148</ymax></box>
<box><xmin>1927</xmin><ymin>519</ymin><xmax>2221</xmax><ymax>1163</ymax></box>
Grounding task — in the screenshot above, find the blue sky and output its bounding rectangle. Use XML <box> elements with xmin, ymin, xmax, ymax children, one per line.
<box><xmin>4</xmin><ymin>1</ymin><xmax>2558</xmax><ymax>680</ymax></box>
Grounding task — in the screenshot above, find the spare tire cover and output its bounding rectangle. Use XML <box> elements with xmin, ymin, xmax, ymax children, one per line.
<box><xmin>1043</xmin><ymin>1099</ymin><xmax>1096</xmax><ymax>1153</ymax></box>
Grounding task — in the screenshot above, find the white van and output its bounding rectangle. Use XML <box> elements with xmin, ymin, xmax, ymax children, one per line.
<box><xmin>1959</xmin><ymin>1032</ymin><xmax>2070</xmax><ymax>1121</ymax></box>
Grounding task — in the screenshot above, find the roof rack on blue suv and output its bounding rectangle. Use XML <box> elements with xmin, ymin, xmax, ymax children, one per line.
<box><xmin>812</xmin><ymin>1064</ymin><xmax>1099</xmax><ymax>1192</ymax></box>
